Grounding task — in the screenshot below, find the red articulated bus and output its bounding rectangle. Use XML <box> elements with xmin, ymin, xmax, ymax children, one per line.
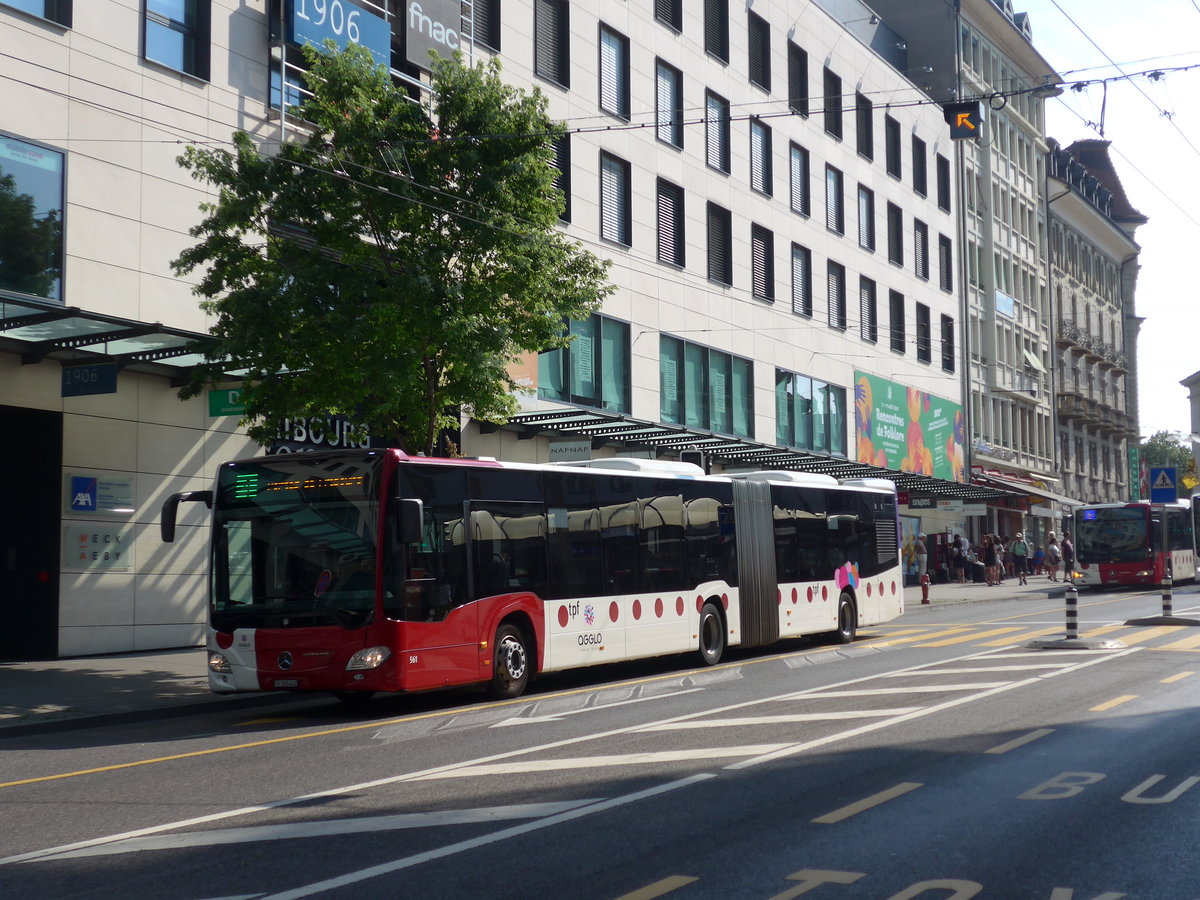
<box><xmin>161</xmin><ymin>449</ymin><xmax>904</xmax><ymax>701</ymax></box>
<box><xmin>1073</xmin><ymin>501</ymin><xmax>1195</xmax><ymax>589</ymax></box>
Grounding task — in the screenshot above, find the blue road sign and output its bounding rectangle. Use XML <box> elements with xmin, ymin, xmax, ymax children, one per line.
<box><xmin>1149</xmin><ymin>466</ymin><xmax>1177</xmax><ymax>503</ymax></box>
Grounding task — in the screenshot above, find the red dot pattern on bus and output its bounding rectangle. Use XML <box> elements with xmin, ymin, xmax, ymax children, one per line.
<box><xmin>609</xmin><ymin>601</ymin><xmax>619</xmax><ymax>623</ymax></box>
<box><xmin>632</xmin><ymin>599</ymin><xmax>642</xmax><ymax>620</ymax></box>
<box><xmin>655</xmin><ymin>597</ymin><xmax>664</xmax><ymax>618</ymax></box>
<box><xmin>676</xmin><ymin>596</ymin><xmax>684</xmax><ymax>616</ymax></box>
<box><xmin>558</xmin><ymin>606</ymin><xmax>568</xmax><ymax>628</ymax></box>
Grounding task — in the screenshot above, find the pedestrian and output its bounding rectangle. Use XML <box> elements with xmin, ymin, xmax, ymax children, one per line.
<box><xmin>915</xmin><ymin>534</ymin><xmax>928</xmax><ymax>583</ymax></box>
<box><xmin>1045</xmin><ymin>533</ymin><xmax>1061</xmax><ymax>581</ymax></box>
<box><xmin>1061</xmin><ymin>530</ymin><xmax>1076</xmax><ymax>580</ymax></box>
<box><xmin>984</xmin><ymin>535</ymin><xmax>1000</xmax><ymax>586</ymax></box>
<box><xmin>952</xmin><ymin>536</ymin><xmax>967</xmax><ymax>584</ymax></box>
<box><xmin>1003</xmin><ymin>536</ymin><xmax>1015</xmax><ymax>579</ymax></box>
<box><xmin>1011</xmin><ymin>531</ymin><xmax>1030</xmax><ymax>585</ymax></box>
<box><xmin>1032</xmin><ymin>543</ymin><xmax>1045</xmax><ymax>575</ymax></box>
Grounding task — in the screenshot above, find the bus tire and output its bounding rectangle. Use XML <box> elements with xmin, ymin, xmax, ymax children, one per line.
<box><xmin>488</xmin><ymin>623</ymin><xmax>531</xmax><ymax>699</ymax></box>
<box><xmin>697</xmin><ymin>601</ymin><xmax>726</xmax><ymax>666</ymax></box>
<box><xmin>830</xmin><ymin>592</ymin><xmax>857</xmax><ymax>644</ymax></box>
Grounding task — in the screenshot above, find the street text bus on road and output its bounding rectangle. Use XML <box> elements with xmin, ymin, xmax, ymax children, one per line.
<box><xmin>1072</xmin><ymin>500</ymin><xmax>1195</xmax><ymax>589</ymax></box>
<box><xmin>160</xmin><ymin>449</ymin><xmax>903</xmax><ymax>700</ymax></box>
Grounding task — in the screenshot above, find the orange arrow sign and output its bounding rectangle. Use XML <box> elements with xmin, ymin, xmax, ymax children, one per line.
<box><xmin>956</xmin><ymin>113</ymin><xmax>976</xmax><ymax>130</ymax></box>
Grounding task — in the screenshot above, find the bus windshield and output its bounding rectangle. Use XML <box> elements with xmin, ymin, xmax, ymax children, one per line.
<box><xmin>1075</xmin><ymin>506</ymin><xmax>1150</xmax><ymax>563</ymax></box>
<box><xmin>210</xmin><ymin>455</ymin><xmax>384</xmax><ymax>631</ymax></box>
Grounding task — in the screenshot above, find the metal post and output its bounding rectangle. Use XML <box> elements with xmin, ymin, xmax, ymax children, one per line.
<box><xmin>1065</xmin><ymin>582</ymin><xmax>1079</xmax><ymax>640</ymax></box>
<box><xmin>1162</xmin><ymin>571</ymin><xmax>1174</xmax><ymax>617</ymax></box>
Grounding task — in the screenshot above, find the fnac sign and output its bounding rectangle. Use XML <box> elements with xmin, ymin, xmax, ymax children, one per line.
<box><xmin>407</xmin><ymin>0</ymin><xmax>461</xmax><ymax>69</ymax></box>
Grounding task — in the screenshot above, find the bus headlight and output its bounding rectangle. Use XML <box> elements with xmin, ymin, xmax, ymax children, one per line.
<box><xmin>208</xmin><ymin>651</ymin><xmax>233</xmax><ymax>674</ymax></box>
<box><xmin>346</xmin><ymin>646</ymin><xmax>391</xmax><ymax>671</ymax></box>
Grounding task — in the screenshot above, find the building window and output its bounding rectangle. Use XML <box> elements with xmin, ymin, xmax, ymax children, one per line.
<box><xmin>655</xmin><ymin>0</ymin><xmax>682</xmax><ymax>32</ymax></box>
<box><xmin>471</xmin><ymin>0</ymin><xmax>501</xmax><ymax>51</ymax></box>
<box><xmin>143</xmin><ymin>0</ymin><xmax>210</xmax><ymax>79</ymax></box>
<box><xmin>885</xmin><ymin>115</ymin><xmax>901</xmax><ymax>179</ymax></box>
<box><xmin>0</xmin><ymin>133</ymin><xmax>64</xmax><ymax>301</ymax></box>
<box><xmin>661</xmin><ymin>336</ymin><xmax>753</xmax><ymax>438</ymax></box>
<box><xmin>912</xmin><ymin>135</ymin><xmax>928</xmax><ymax>196</ymax></box>
<box><xmin>3</xmin><ymin>0</ymin><xmax>71</xmax><ymax>25</ymax></box>
<box><xmin>886</xmin><ymin>202</ymin><xmax>903</xmax><ymax>265</ymax></box>
<box><xmin>789</xmin><ymin>142</ymin><xmax>810</xmax><ymax>216</ymax></box>
<box><xmin>749</xmin><ymin>118</ymin><xmax>772</xmax><ymax>196</ymax></box>
<box><xmin>776</xmin><ymin>369</ymin><xmax>846</xmax><ymax>456</ymax></box>
<box><xmin>751</xmin><ymin>224</ymin><xmax>774</xmax><ymax>302</ymax></box>
<box><xmin>791</xmin><ymin>243</ymin><xmax>812</xmax><ymax>317</ymax></box>
<box><xmin>598</xmin><ymin>24</ymin><xmax>630</xmax><ymax>119</ymax></box>
<box><xmin>656</xmin><ymin>178</ymin><xmax>685</xmax><ymax>267</ymax></box>
<box><xmin>859</xmin><ymin>276</ymin><xmax>877</xmax><ymax>343</ymax></box>
<box><xmin>704</xmin><ymin>0</ymin><xmax>729</xmax><ymax>62</ymax></box>
<box><xmin>855</xmin><ymin>93</ymin><xmax>873</xmax><ymax>159</ymax></box>
<box><xmin>748</xmin><ymin>10</ymin><xmax>770</xmax><ymax>91</ymax></box>
<box><xmin>936</xmin><ymin>153</ymin><xmax>952</xmax><ymax>211</ymax></box>
<box><xmin>827</xmin><ymin>260</ymin><xmax>846</xmax><ymax>330</ymax></box>
<box><xmin>823</xmin><ymin>67</ymin><xmax>842</xmax><ymax>139</ymax></box>
<box><xmin>941</xmin><ymin>314</ymin><xmax>955</xmax><ymax>372</ymax></box>
<box><xmin>705</xmin><ymin>91</ymin><xmax>731</xmax><ymax>173</ymax></box>
<box><xmin>539</xmin><ymin>313</ymin><xmax>631</xmax><ymax>414</ymax></box>
<box><xmin>599</xmin><ymin>152</ymin><xmax>631</xmax><ymax>246</ymax></box>
<box><xmin>788</xmin><ymin>40</ymin><xmax>808</xmax><ymax>116</ymax></box>
<box><xmin>534</xmin><ymin>0</ymin><xmax>570</xmax><ymax>88</ymax></box>
<box><xmin>825</xmin><ymin>165</ymin><xmax>844</xmax><ymax>234</ymax></box>
<box><xmin>914</xmin><ymin>219</ymin><xmax>929</xmax><ymax>280</ymax></box>
<box><xmin>707</xmin><ymin>202</ymin><xmax>732</xmax><ymax>286</ymax></box>
<box><xmin>916</xmin><ymin>302</ymin><xmax>931</xmax><ymax>363</ymax></box>
<box><xmin>655</xmin><ymin>60</ymin><xmax>683</xmax><ymax>148</ymax></box>
<box><xmin>938</xmin><ymin>234</ymin><xmax>953</xmax><ymax>291</ymax></box>
<box><xmin>888</xmin><ymin>290</ymin><xmax>905</xmax><ymax>354</ymax></box>
<box><xmin>551</xmin><ymin>133</ymin><xmax>571</xmax><ymax>222</ymax></box>
<box><xmin>857</xmin><ymin>185</ymin><xmax>875</xmax><ymax>251</ymax></box>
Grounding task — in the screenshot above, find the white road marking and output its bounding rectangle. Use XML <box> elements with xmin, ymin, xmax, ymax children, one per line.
<box><xmin>411</xmin><ymin>746</ymin><xmax>791</xmax><ymax>779</ymax></box>
<box><xmin>490</xmin><ymin>688</ymin><xmax>704</xmax><ymax>727</ymax></box>
<box><xmin>640</xmin><ymin>709</ymin><xmax>926</xmax><ymax>730</ymax></box>
<box><xmin>257</xmin><ymin>775</ymin><xmax>715</xmax><ymax>900</ymax></box>
<box><xmin>28</xmin><ymin>801</ymin><xmax>601</xmax><ymax>861</ymax></box>
<box><xmin>779</xmin><ymin>683</ymin><xmax>1013</xmax><ymax>697</ymax></box>
<box><xmin>885</xmin><ymin>664</ymin><xmax>1073</xmax><ymax>674</ymax></box>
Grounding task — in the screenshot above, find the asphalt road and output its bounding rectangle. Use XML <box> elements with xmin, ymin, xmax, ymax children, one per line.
<box><xmin>4</xmin><ymin>586</ymin><xmax>1200</xmax><ymax>899</ymax></box>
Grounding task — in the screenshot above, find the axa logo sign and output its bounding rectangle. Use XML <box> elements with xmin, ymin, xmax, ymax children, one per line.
<box><xmin>70</xmin><ymin>476</ymin><xmax>98</xmax><ymax>512</ymax></box>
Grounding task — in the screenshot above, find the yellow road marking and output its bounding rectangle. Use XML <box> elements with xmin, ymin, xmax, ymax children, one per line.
<box><xmin>1113</xmin><ymin>626</ymin><xmax>1186</xmax><ymax>645</ymax></box>
<box><xmin>613</xmin><ymin>876</ymin><xmax>698</xmax><ymax>899</ymax></box>
<box><xmin>866</xmin><ymin>627</ymin><xmax>972</xmax><ymax>648</ymax></box>
<box><xmin>917</xmin><ymin>626</ymin><xmax>1025</xmax><ymax>647</ymax></box>
<box><xmin>1078</xmin><ymin>624</ymin><xmax>1131</xmax><ymax>639</ymax></box>
<box><xmin>1158</xmin><ymin>630</ymin><xmax>1200</xmax><ymax>651</ymax></box>
<box><xmin>1160</xmin><ymin>671</ymin><xmax>1195</xmax><ymax>683</ymax></box>
<box><xmin>984</xmin><ymin>728</ymin><xmax>1054</xmax><ymax>754</ymax></box>
<box><xmin>812</xmin><ymin>782</ymin><xmax>923</xmax><ymax>824</ymax></box>
<box><xmin>980</xmin><ymin>626</ymin><xmax>1064</xmax><ymax>646</ymax></box>
<box><xmin>1091</xmin><ymin>694</ymin><xmax>1137</xmax><ymax>712</ymax></box>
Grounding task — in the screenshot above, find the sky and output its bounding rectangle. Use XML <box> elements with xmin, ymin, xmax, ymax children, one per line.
<box><xmin>1015</xmin><ymin>0</ymin><xmax>1200</xmax><ymax>440</ymax></box>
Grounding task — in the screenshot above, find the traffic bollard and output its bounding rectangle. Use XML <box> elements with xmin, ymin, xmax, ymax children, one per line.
<box><xmin>1065</xmin><ymin>582</ymin><xmax>1079</xmax><ymax>640</ymax></box>
<box><xmin>920</xmin><ymin>573</ymin><xmax>930</xmax><ymax>604</ymax></box>
<box><xmin>1162</xmin><ymin>571</ymin><xmax>1174</xmax><ymax>617</ymax></box>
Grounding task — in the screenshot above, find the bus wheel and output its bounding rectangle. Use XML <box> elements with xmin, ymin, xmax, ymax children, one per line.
<box><xmin>697</xmin><ymin>601</ymin><xmax>726</xmax><ymax>666</ymax></box>
<box><xmin>830</xmin><ymin>593</ymin><xmax>857</xmax><ymax>644</ymax></box>
<box><xmin>489</xmin><ymin>623</ymin><xmax>530</xmax><ymax>699</ymax></box>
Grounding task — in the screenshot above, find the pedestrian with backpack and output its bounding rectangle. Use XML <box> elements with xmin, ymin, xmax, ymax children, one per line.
<box><xmin>1045</xmin><ymin>534</ymin><xmax>1061</xmax><ymax>581</ymax></box>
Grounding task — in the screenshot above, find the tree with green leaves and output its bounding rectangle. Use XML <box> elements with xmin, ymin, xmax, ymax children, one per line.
<box><xmin>174</xmin><ymin>44</ymin><xmax>611</xmax><ymax>455</ymax></box>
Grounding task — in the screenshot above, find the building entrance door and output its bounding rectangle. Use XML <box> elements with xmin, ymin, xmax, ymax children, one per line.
<box><xmin>0</xmin><ymin>405</ymin><xmax>62</xmax><ymax>659</ymax></box>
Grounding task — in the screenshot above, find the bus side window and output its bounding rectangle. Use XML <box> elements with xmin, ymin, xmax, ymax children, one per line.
<box><xmin>640</xmin><ymin>482</ymin><xmax>687</xmax><ymax>594</ymax></box>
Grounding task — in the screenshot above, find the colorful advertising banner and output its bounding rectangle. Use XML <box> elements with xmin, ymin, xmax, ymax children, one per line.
<box><xmin>854</xmin><ymin>371</ymin><xmax>965</xmax><ymax>482</ymax></box>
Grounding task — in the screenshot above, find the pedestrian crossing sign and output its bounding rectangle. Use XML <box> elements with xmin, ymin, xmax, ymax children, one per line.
<box><xmin>1149</xmin><ymin>466</ymin><xmax>1176</xmax><ymax>502</ymax></box>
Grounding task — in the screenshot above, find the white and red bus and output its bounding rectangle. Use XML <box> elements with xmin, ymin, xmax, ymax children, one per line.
<box><xmin>161</xmin><ymin>450</ymin><xmax>904</xmax><ymax>700</ymax></box>
<box><xmin>1072</xmin><ymin>500</ymin><xmax>1195</xmax><ymax>589</ymax></box>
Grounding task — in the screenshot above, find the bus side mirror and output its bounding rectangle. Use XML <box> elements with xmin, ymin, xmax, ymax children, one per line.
<box><xmin>161</xmin><ymin>491</ymin><xmax>213</xmax><ymax>543</ymax></box>
<box><xmin>396</xmin><ymin>498</ymin><xmax>423</xmax><ymax>545</ymax></box>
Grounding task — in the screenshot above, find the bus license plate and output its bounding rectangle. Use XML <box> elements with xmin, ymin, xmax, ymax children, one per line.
<box><xmin>273</xmin><ymin>679</ymin><xmax>298</xmax><ymax>688</ymax></box>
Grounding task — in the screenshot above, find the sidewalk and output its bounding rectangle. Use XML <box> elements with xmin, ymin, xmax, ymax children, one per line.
<box><xmin>1</xmin><ymin>575</ymin><xmax>1070</xmax><ymax>736</ymax></box>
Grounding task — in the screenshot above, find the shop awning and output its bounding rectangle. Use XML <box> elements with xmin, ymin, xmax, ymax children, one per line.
<box><xmin>502</xmin><ymin>409</ymin><xmax>1013</xmax><ymax>501</ymax></box>
<box><xmin>1023</xmin><ymin>349</ymin><xmax>1046</xmax><ymax>373</ymax></box>
<box><xmin>0</xmin><ymin>293</ymin><xmax>231</xmax><ymax>385</ymax></box>
<box><xmin>973</xmin><ymin>472</ymin><xmax>1083</xmax><ymax>507</ymax></box>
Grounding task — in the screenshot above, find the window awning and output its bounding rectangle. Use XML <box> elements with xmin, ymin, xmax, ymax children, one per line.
<box><xmin>502</xmin><ymin>409</ymin><xmax>1015</xmax><ymax>501</ymax></box>
<box><xmin>973</xmin><ymin>472</ymin><xmax>1083</xmax><ymax>507</ymax></box>
<box><xmin>1023</xmin><ymin>349</ymin><xmax>1046</xmax><ymax>373</ymax></box>
<box><xmin>0</xmin><ymin>293</ymin><xmax>232</xmax><ymax>385</ymax></box>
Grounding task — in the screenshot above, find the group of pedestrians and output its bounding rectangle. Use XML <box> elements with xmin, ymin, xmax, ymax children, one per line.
<box><xmin>945</xmin><ymin>530</ymin><xmax>1074</xmax><ymax>586</ymax></box>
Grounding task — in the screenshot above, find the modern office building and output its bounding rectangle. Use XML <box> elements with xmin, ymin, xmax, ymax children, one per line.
<box><xmin>1046</xmin><ymin>138</ymin><xmax>1144</xmax><ymax>505</ymax></box>
<box><xmin>3</xmin><ymin>0</ymin><xmax>1072</xmax><ymax>658</ymax></box>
